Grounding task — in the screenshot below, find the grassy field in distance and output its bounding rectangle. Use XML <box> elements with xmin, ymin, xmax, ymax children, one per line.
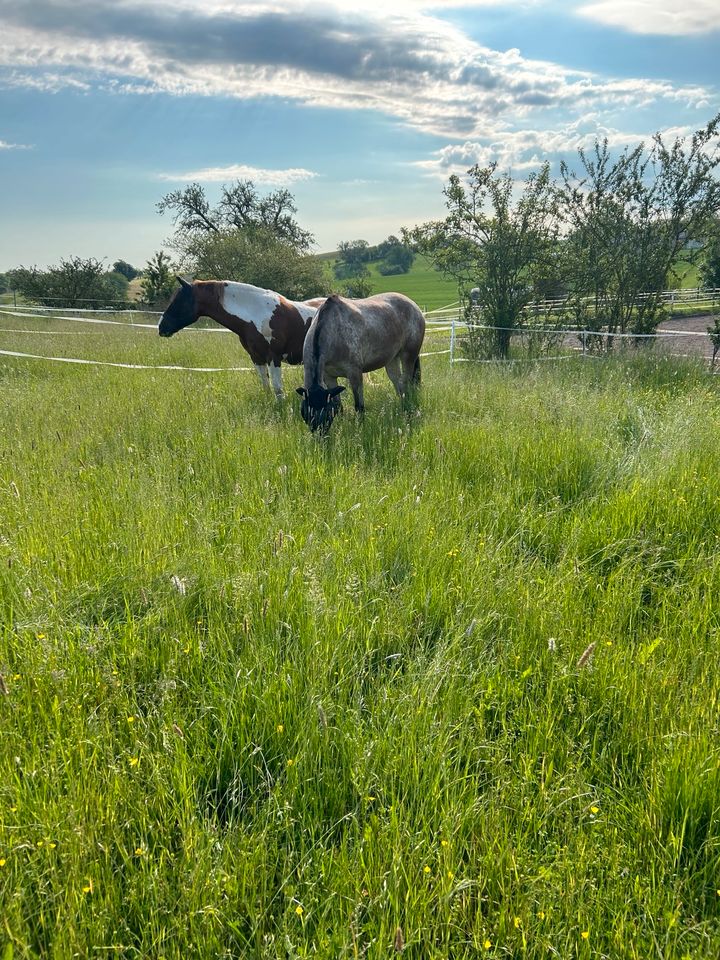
<box><xmin>1</xmin><ymin>311</ymin><xmax>720</xmax><ymax>957</ymax></box>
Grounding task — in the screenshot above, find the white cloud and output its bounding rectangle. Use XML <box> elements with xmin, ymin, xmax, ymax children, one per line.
<box><xmin>0</xmin><ymin>138</ymin><xmax>31</xmax><ymax>150</ymax></box>
<box><xmin>578</xmin><ymin>0</ymin><xmax>720</xmax><ymax>36</ymax></box>
<box><xmin>157</xmin><ymin>164</ymin><xmax>318</xmax><ymax>184</ymax></box>
<box><xmin>0</xmin><ymin>0</ymin><xmax>714</xmax><ymax>144</ymax></box>
<box><xmin>413</xmin><ymin>118</ymin><xmax>713</xmax><ymax>178</ymax></box>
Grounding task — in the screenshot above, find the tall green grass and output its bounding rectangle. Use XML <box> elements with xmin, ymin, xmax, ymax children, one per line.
<box><xmin>1</xmin><ymin>331</ymin><xmax>720</xmax><ymax>957</ymax></box>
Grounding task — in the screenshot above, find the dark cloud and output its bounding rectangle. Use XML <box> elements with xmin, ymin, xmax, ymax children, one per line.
<box><xmin>0</xmin><ymin>0</ymin><xmax>454</xmax><ymax>85</ymax></box>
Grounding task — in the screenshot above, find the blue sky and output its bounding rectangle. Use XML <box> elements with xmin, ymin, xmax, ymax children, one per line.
<box><xmin>0</xmin><ymin>0</ymin><xmax>718</xmax><ymax>271</ymax></box>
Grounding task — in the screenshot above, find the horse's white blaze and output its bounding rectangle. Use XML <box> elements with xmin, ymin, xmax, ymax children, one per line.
<box><xmin>221</xmin><ymin>283</ymin><xmax>279</xmax><ymax>344</ymax></box>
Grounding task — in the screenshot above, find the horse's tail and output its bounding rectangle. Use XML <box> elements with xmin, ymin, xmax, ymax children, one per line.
<box><xmin>412</xmin><ymin>356</ymin><xmax>421</xmax><ymax>385</ymax></box>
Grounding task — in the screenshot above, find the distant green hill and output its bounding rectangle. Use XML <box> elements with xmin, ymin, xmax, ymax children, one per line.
<box><xmin>319</xmin><ymin>254</ymin><xmax>459</xmax><ymax>311</ymax></box>
<box><xmin>318</xmin><ymin>250</ymin><xmax>702</xmax><ymax>310</ymax></box>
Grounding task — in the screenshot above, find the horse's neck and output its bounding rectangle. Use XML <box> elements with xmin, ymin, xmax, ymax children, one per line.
<box><xmin>197</xmin><ymin>282</ymin><xmax>274</xmax><ymax>333</ymax></box>
<box><xmin>219</xmin><ymin>282</ymin><xmax>272</xmax><ymax>320</ymax></box>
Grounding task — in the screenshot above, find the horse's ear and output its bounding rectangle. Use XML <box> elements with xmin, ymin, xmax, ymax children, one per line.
<box><xmin>176</xmin><ymin>275</ymin><xmax>192</xmax><ymax>289</ymax></box>
<box><xmin>296</xmin><ymin>387</ymin><xmax>307</xmax><ymax>397</ymax></box>
<box><xmin>328</xmin><ymin>386</ymin><xmax>345</xmax><ymax>398</ymax></box>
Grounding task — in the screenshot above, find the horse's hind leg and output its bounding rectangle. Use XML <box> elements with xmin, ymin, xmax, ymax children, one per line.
<box><xmin>399</xmin><ymin>352</ymin><xmax>421</xmax><ymax>408</ymax></box>
<box><xmin>400</xmin><ymin>351</ymin><xmax>421</xmax><ymax>387</ymax></box>
<box><xmin>385</xmin><ymin>356</ymin><xmax>406</xmax><ymax>398</ymax></box>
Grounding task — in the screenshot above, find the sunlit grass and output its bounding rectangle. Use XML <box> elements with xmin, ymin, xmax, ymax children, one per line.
<box><xmin>1</xmin><ymin>333</ymin><xmax>720</xmax><ymax>958</ymax></box>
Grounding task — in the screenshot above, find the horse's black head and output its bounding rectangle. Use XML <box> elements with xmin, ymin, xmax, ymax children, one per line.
<box><xmin>158</xmin><ymin>277</ymin><xmax>198</xmax><ymax>337</ymax></box>
<box><xmin>296</xmin><ymin>384</ymin><xmax>345</xmax><ymax>433</ymax></box>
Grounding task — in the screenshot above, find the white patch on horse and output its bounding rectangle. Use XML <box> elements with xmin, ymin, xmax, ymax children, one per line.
<box><xmin>221</xmin><ymin>283</ymin><xmax>279</xmax><ymax>345</ymax></box>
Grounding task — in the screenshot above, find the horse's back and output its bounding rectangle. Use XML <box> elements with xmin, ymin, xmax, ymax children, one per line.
<box><xmin>304</xmin><ymin>292</ymin><xmax>424</xmax><ymax>379</ymax></box>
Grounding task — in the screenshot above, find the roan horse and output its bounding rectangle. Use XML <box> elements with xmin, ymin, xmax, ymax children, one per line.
<box><xmin>296</xmin><ymin>292</ymin><xmax>425</xmax><ymax>432</ymax></box>
<box><xmin>158</xmin><ymin>278</ymin><xmax>325</xmax><ymax>397</ymax></box>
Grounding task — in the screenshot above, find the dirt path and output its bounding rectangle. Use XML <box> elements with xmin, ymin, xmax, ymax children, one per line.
<box><xmin>656</xmin><ymin>313</ymin><xmax>716</xmax><ymax>359</ymax></box>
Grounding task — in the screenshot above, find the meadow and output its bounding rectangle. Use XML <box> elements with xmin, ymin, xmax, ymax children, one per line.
<box><xmin>1</xmin><ymin>312</ymin><xmax>720</xmax><ymax>958</ymax></box>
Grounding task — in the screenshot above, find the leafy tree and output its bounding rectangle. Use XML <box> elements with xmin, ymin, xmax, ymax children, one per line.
<box><xmin>338</xmin><ymin>273</ymin><xmax>373</xmax><ymax>298</ymax></box>
<box><xmin>0</xmin><ymin>272</ymin><xmax>7</xmax><ymax>294</ymax></box>
<box><xmin>158</xmin><ymin>180</ymin><xmax>313</xmax><ymax>254</ymax></box>
<box><xmin>112</xmin><ymin>259</ymin><xmax>141</xmax><ymax>281</ymax></box>
<box><xmin>103</xmin><ymin>271</ymin><xmax>130</xmax><ymax>302</ymax></box>
<box><xmin>333</xmin><ymin>239</ymin><xmax>373</xmax><ymax>295</ymax></box>
<box><xmin>699</xmin><ymin>221</ymin><xmax>720</xmax><ymax>290</ymax></box>
<box><xmin>377</xmin><ymin>241</ymin><xmax>414</xmax><ymax>275</ymax></box>
<box><xmin>559</xmin><ymin>114</ymin><xmax>720</xmax><ymax>336</ymax></box>
<box><xmin>336</xmin><ymin>240</ymin><xmax>371</xmax><ymax>269</ymax></box>
<box><xmin>7</xmin><ymin>256</ymin><xmax>126</xmax><ymax>308</ymax></box>
<box><xmin>141</xmin><ymin>251</ymin><xmax>176</xmax><ymax>306</ymax></box>
<box><xmin>407</xmin><ymin>163</ymin><xmax>559</xmax><ymax>358</ymax></box>
<box><xmin>189</xmin><ymin>228</ymin><xmax>329</xmax><ymax>301</ymax></box>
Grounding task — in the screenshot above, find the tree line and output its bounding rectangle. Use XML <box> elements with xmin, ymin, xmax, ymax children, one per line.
<box><xmin>408</xmin><ymin>113</ymin><xmax>720</xmax><ymax>357</ymax></box>
<box><xmin>2</xmin><ymin>113</ymin><xmax>718</xmax><ymax>345</ymax></box>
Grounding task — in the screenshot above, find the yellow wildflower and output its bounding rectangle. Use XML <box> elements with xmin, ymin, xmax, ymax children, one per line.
<box><xmin>423</xmin><ymin>865</ymin><xmax>431</xmax><ymax>875</ymax></box>
<box><xmin>276</xmin><ymin>724</ymin><xmax>284</xmax><ymax>733</ymax></box>
<box><xmin>287</xmin><ymin>758</ymin><xmax>294</xmax><ymax>767</ymax></box>
<box><xmin>295</xmin><ymin>905</ymin><xmax>303</xmax><ymax>916</ymax></box>
<box><xmin>483</xmin><ymin>939</ymin><xmax>492</xmax><ymax>950</ymax></box>
<box><xmin>0</xmin><ymin>858</ymin><xmax>6</xmax><ymax>867</ymax></box>
<box><xmin>514</xmin><ymin>916</ymin><xmax>521</xmax><ymax>929</ymax></box>
<box><xmin>590</xmin><ymin>806</ymin><xmax>599</xmax><ymax>814</ymax></box>
<box><xmin>127</xmin><ymin>716</ymin><xmax>135</xmax><ymax>723</ymax></box>
<box><xmin>128</xmin><ymin>756</ymin><xmax>139</xmax><ymax>767</ymax></box>
<box><xmin>581</xmin><ymin>930</ymin><xmax>589</xmax><ymax>940</ymax></box>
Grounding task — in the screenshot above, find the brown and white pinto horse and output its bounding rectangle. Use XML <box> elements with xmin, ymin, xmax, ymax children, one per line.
<box><xmin>158</xmin><ymin>278</ymin><xmax>324</xmax><ymax>397</ymax></box>
<box><xmin>297</xmin><ymin>292</ymin><xmax>425</xmax><ymax>432</ymax></box>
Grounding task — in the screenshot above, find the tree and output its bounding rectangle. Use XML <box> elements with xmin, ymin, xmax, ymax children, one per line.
<box><xmin>559</xmin><ymin>114</ymin><xmax>720</xmax><ymax>337</ymax></box>
<box><xmin>157</xmin><ymin>180</ymin><xmax>313</xmax><ymax>254</ymax></box>
<box><xmin>336</xmin><ymin>240</ymin><xmax>371</xmax><ymax>270</ymax></box>
<box><xmin>7</xmin><ymin>256</ymin><xmax>126</xmax><ymax>308</ymax></box>
<box><xmin>141</xmin><ymin>251</ymin><xmax>176</xmax><ymax>306</ymax></box>
<box><xmin>189</xmin><ymin>229</ymin><xmax>329</xmax><ymax>301</ymax></box>
<box><xmin>378</xmin><ymin>240</ymin><xmax>414</xmax><ymax>275</ymax></box>
<box><xmin>407</xmin><ymin>163</ymin><xmax>559</xmax><ymax>358</ymax></box>
<box><xmin>103</xmin><ymin>271</ymin><xmax>130</xmax><ymax>302</ymax></box>
<box><xmin>112</xmin><ymin>259</ymin><xmax>141</xmax><ymax>281</ymax></box>
<box><xmin>333</xmin><ymin>239</ymin><xmax>373</xmax><ymax>294</ymax></box>
<box><xmin>699</xmin><ymin>221</ymin><xmax>720</xmax><ymax>290</ymax></box>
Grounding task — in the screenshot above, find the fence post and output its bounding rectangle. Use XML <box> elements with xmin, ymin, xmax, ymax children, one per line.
<box><xmin>450</xmin><ymin>314</ymin><xmax>456</xmax><ymax>365</ymax></box>
<box><xmin>581</xmin><ymin>330</ymin><xmax>586</xmax><ymax>358</ymax></box>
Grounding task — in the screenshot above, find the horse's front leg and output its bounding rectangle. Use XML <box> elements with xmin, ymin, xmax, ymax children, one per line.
<box><xmin>348</xmin><ymin>371</ymin><xmax>365</xmax><ymax>413</ymax></box>
<box><xmin>269</xmin><ymin>360</ymin><xmax>284</xmax><ymax>399</ymax></box>
<box><xmin>254</xmin><ymin>364</ymin><xmax>271</xmax><ymax>390</ymax></box>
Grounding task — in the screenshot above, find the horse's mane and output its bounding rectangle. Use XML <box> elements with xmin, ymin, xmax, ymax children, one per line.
<box><xmin>312</xmin><ymin>294</ymin><xmax>342</xmax><ymax>367</ymax></box>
